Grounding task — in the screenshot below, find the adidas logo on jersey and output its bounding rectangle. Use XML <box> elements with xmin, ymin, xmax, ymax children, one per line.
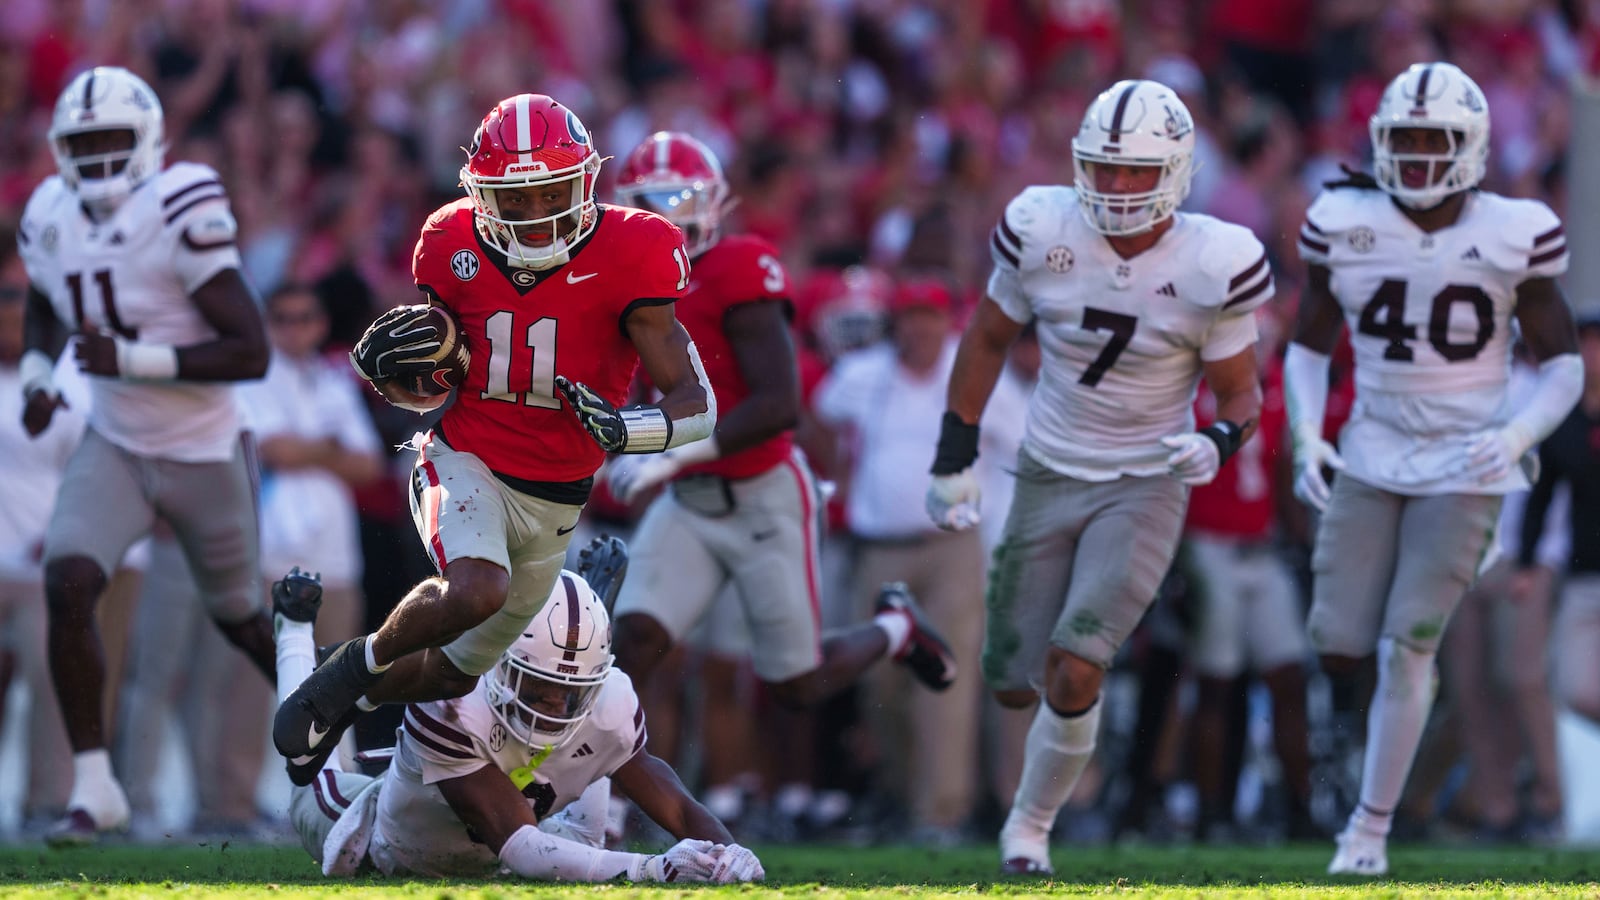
<box><xmin>571</xmin><ymin>743</ymin><xmax>594</xmax><ymax>758</ymax></box>
<box><xmin>1461</xmin><ymin>246</ymin><xmax>1481</xmax><ymax>260</ymax></box>
<box><xmin>1156</xmin><ymin>283</ymin><xmax>1177</xmax><ymax>297</ymax></box>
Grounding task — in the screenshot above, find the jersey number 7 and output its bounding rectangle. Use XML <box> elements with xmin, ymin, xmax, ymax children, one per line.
<box><xmin>1079</xmin><ymin>307</ymin><xmax>1137</xmax><ymax>387</ymax></box>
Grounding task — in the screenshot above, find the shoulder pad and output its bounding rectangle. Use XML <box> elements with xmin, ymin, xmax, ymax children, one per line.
<box><xmin>991</xmin><ymin>185</ymin><xmax>1072</xmax><ymax>272</ymax></box>
<box><xmin>1194</xmin><ymin>218</ymin><xmax>1273</xmax><ymax>313</ymax></box>
<box><xmin>1297</xmin><ymin>189</ymin><xmax>1380</xmax><ymax>265</ymax></box>
<box><xmin>412</xmin><ymin>200</ymin><xmax>477</xmax><ymax>283</ymax></box>
<box><xmin>159</xmin><ymin>163</ymin><xmax>230</xmax><ymax>233</ymax></box>
<box><xmin>1481</xmin><ymin>194</ymin><xmax>1567</xmax><ymax>278</ymax></box>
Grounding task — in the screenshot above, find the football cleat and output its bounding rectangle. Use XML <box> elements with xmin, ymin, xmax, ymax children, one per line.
<box><xmin>284</xmin><ymin>705</ymin><xmax>360</xmax><ymax>787</ymax></box>
<box><xmin>1000</xmin><ymin>856</ymin><xmax>1054</xmax><ymax>876</ymax></box>
<box><xmin>44</xmin><ymin>801</ymin><xmax>129</xmax><ymax>849</ymax></box>
<box><xmin>875</xmin><ymin>582</ymin><xmax>957</xmax><ymax>691</ymax></box>
<box><xmin>1327</xmin><ymin>826</ymin><xmax>1389</xmax><ymax>876</ymax></box>
<box><xmin>576</xmin><ymin>534</ymin><xmax>629</xmax><ymax>614</ymax></box>
<box><xmin>273</xmin><ymin>635</ymin><xmax>381</xmax><ymax>759</ymax></box>
<box><xmin>272</xmin><ymin>567</ymin><xmax>323</xmax><ymax>627</ymax></box>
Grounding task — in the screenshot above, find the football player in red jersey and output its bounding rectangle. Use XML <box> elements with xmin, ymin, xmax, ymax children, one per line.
<box><xmin>604</xmin><ymin>131</ymin><xmax>957</xmax><ymax>714</ymax></box>
<box><xmin>273</xmin><ymin>96</ymin><xmax>715</xmax><ymax>777</ymax></box>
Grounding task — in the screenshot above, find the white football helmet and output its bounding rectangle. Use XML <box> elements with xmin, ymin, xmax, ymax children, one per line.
<box><xmin>485</xmin><ymin>572</ymin><xmax>613</xmax><ymax>751</ymax></box>
<box><xmin>48</xmin><ymin>67</ymin><xmax>165</xmax><ymax>213</ymax></box>
<box><xmin>1071</xmin><ymin>79</ymin><xmax>1195</xmax><ymax>236</ymax></box>
<box><xmin>1370</xmin><ymin>62</ymin><xmax>1489</xmax><ymax>210</ymax></box>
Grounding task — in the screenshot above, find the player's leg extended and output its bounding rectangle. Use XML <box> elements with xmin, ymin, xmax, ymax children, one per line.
<box><xmin>275</xmin><ymin>438</ymin><xmax>520</xmax><ymax>758</ymax></box>
<box><xmin>1302</xmin><ymin>475</ymin><xmax>1404</xmax><ymax>873</ymax></box>
<box><xmin>162</xmin><ymin>438</ymin><xmax>274</xmax><ymax>681</ymax></box>
<box><xmin>42</xmin><ymin>432</ymin><xmax>156</xmax><ymax>841</ymax></box>
<box><xmin>1350</xmin><ymin>493</ymin><xmax>1500</xmax><ymax>852</ymax></box>
<box><xmin>1005</xmin><ymin>474</ymin><xmax>1187</xmax><ymax>873</ymax></box>
<box><xmin>1184</xmin><ymin>536</ymin><xmax>1249</xmax><ymax>835</ymax></box>
<box><xmin>735</xmin><ymin>455</ymin><xmax>961</xmax><ymax>706</ymax></box>
<box><xmin>1243</xmin><ymin>548</ymin><xmax>1317</xmax><ymax>835</ymax></box>
<box><xmin>612</xmin><ymin>491</ymin><xmax>723</xmax><ymax>687</ymax></box>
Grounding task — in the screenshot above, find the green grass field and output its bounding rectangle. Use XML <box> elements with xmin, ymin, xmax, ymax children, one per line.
<box><xmin>1</xmin><ymin>841</ymin><xmax>1597</xmax><ymax>898</ymax></box>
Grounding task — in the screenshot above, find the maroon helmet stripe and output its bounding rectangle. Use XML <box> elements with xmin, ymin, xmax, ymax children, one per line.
<box><xmin>561</xmin><ymin>571</ymin><xmax>581</xmax><ymax>662</ymax></box>
<box><xmin>1106</xmin><ymin>83</ymin><xmax>1138</xmax><ymax>146</ymax></box>
<box><xmin>1411</xmin><ymin>65</ymin><xmax>1433</xmax><ymax>115</ymax></box>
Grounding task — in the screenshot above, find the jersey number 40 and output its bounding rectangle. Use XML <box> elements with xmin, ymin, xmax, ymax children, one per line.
<box><xmin>1356</xmin><ymin>279</ymin><xmax>1493</xmax><ymax>363</ymax></box>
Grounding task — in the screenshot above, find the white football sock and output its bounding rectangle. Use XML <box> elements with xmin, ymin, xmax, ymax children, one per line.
<box><xmin>67</xmin><ymin>749</ymin><xmax>129</xmax><ymax>825</ymax></box>
<box><xmin>1002</xmin><ymin>697</ymin><xmax>1101</xmax><ymax>858</ymax></box>
<box><xmin>873</xmin><ymin>610</ymin><xmax>912</xmax><ymax>657</ymax></box>
<box><xmin>275</xmin><ymin>619</ymin><xmax>317</xmax><ymax>706</ymax></box>
<box><xmin>1357</xmin><ymin>637</ymin><xmax>1436</xmax><ymax>835</ymax></box>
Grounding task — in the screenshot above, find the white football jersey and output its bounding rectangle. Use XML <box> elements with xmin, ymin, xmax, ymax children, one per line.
<box><xmin>1297</xmin><ymin>187</ymin><xmax>1567</xmax><ymax>493</ymax></box>
<box><xmin>368</xmin><ymin>668</ymin><xmax>646</xmax><ymax>878</ymax></box>
<box><xmin>17</xmin><ymin>163</ymin><xmax>244</xmax><ymax>462</ymax></box>
<box><xmin>987</xmin><ymin>186</ymin><xmax>1271</xmax><ymax>481</ymax></box>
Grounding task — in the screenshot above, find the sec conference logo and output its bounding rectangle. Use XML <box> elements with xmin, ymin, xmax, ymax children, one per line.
<box><xmin>1046</xmin><ymin>246</ymin><xmax>1074</xmax><ymax>274</ymax></box>
<box><xmin>451</xmin><ymin>249</ymin><xmax>480</xmax><ymax>281</ymax></box>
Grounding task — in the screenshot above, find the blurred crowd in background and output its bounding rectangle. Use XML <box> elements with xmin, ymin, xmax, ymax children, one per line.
<box><xmin>0</xmin><ymin>0</ymin><xmax>1596</xmax><ymax>849</ymax></box>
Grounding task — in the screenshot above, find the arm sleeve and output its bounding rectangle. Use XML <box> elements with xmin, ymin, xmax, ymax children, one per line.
<box><xmin>499</xmin><ymin>823</ymin><xmax>651</xmax><ymax>882</ymax></box>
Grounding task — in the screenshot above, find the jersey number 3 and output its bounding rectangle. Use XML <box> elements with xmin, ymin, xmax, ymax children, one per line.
<box><xmin>1356</xmin><ymin>279</ymin><xmax>1493</xmax><ymax>363</ymax></box>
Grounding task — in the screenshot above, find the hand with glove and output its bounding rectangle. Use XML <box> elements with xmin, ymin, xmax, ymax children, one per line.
<box><xmin>709</xmin><ymin>842</ymin><xmax>766</xmax><ymax>883</ymax></box>
<box><xmin>1291</xmin><ymin>424</ymin><xmax>1345</xmax><ymax>512</ymax></box>
<box><xmin>556</xmin><ymin>375</ymin><xmax>631</xmax><ymax>452</ymax></box>
<box><xmin>927</xmin><ymin>411</ymin><xmax>982</xmax><ymax>531</ymax></box>
<box><xmin>1456</xmin><ymin>424</ymin><xmax>1535</xmax><ymax>486</ymax></box>
<box><xmin>633</xmin><ymin>838</ymin><xmax>719</xmax><ymax>883</ymax></box>
<box><xmin>926</xmin><ymin>468</ymin><xmax>981</xmax><ymax>531</ymax></box>
<box><xmin>607</xmin><ymin>437</ymin><xmax>721</xmax><ymax>503</ymax></box>
<box><xmin>1160</xmin><ymin>432</ymin><xmax>1223</xmax><ymax>486</ymax></box>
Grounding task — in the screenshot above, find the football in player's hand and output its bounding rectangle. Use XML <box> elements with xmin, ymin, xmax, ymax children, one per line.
<box><xmin>398</xmin><ymin>305</ymin><xmax>470</xmax><ymax>396</ymax></box>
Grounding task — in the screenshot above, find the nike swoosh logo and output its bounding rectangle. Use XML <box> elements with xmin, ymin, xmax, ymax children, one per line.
<box><xmin>752</xmin><ymin>529</ymin><xmax>779</xmax><ymax>542</ymax></box>
<box><xmin>566</xmin><ymin>271</ymin><xmax>598</xmax><ymax>284</ymax></box>
<box><xmin>307</xmin><ymin>721</ymin><xmax>331</xmax><ymax>750</ymax></box>
<box><xmin>556</xmin><ymin>523</ymin><xmax>577</xmax><ymax>536</ymax></box>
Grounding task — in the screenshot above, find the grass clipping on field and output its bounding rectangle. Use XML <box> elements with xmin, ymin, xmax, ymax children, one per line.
<box><xmin>1</xmin><ymin>842</ymin><xmax>1598</xmax><ymax>897</ymax></box>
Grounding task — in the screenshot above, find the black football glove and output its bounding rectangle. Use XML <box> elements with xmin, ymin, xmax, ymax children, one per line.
<box><xmin>555</xmin><ymin>375</ymin><xmax>627</xmax><ymax>452</ymax></box>
<box><xmin>350</xmin><ymin>305</ymin><xmax>448</xmax><ymax>385</ymax></box>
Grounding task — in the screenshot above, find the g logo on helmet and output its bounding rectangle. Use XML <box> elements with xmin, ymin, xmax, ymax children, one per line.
<box><xmin>566</xmin><ymin>110</ymin><xmax>589</xmax><ymax>147</ymax></box>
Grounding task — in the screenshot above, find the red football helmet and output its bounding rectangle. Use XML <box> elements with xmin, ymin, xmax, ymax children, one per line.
<box><xmin>614</xmin><ymin>131</ymin><xmax>730</xmax><ymax>258</ymax></box>
<box><xmin>460</xmin><ymin>94</ymin><xmax>601</xmax><ymax>270</ymax></box>
<box><xmin>795</xmin><ymin>266</ymin><xmax>891</xmax><ymax>362</ymax></box>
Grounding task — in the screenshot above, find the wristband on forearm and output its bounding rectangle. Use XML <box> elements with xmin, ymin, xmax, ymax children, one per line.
<box><xmin>115</xmin><ymin>337</ymin><xmax>180</xmax><ymax>380</ymax></box>
<box><xmin>619</xmin><ymin>405</ymin><xmax>673</xmax><ymax>453</ymax></box>
<box><xmin>931</xmin><ymin>411</ymin><xmax>980</xmax><ymax>475</ymax></box>
<box><xmin>20</xmin><ymin>349</ymin><xmax>56</xmax><ymax>398</ymax></box>
<box><xmin>1199</xmin><ymin>419</ymin><xmax>1245</xmax><ymax>466</ymax></box>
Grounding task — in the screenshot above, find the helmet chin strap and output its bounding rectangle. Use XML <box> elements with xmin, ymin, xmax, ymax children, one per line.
<box><xmin>507</xmin><ymin>235</ymin><xmax>570</xmax><ymax>270</ymax></box>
